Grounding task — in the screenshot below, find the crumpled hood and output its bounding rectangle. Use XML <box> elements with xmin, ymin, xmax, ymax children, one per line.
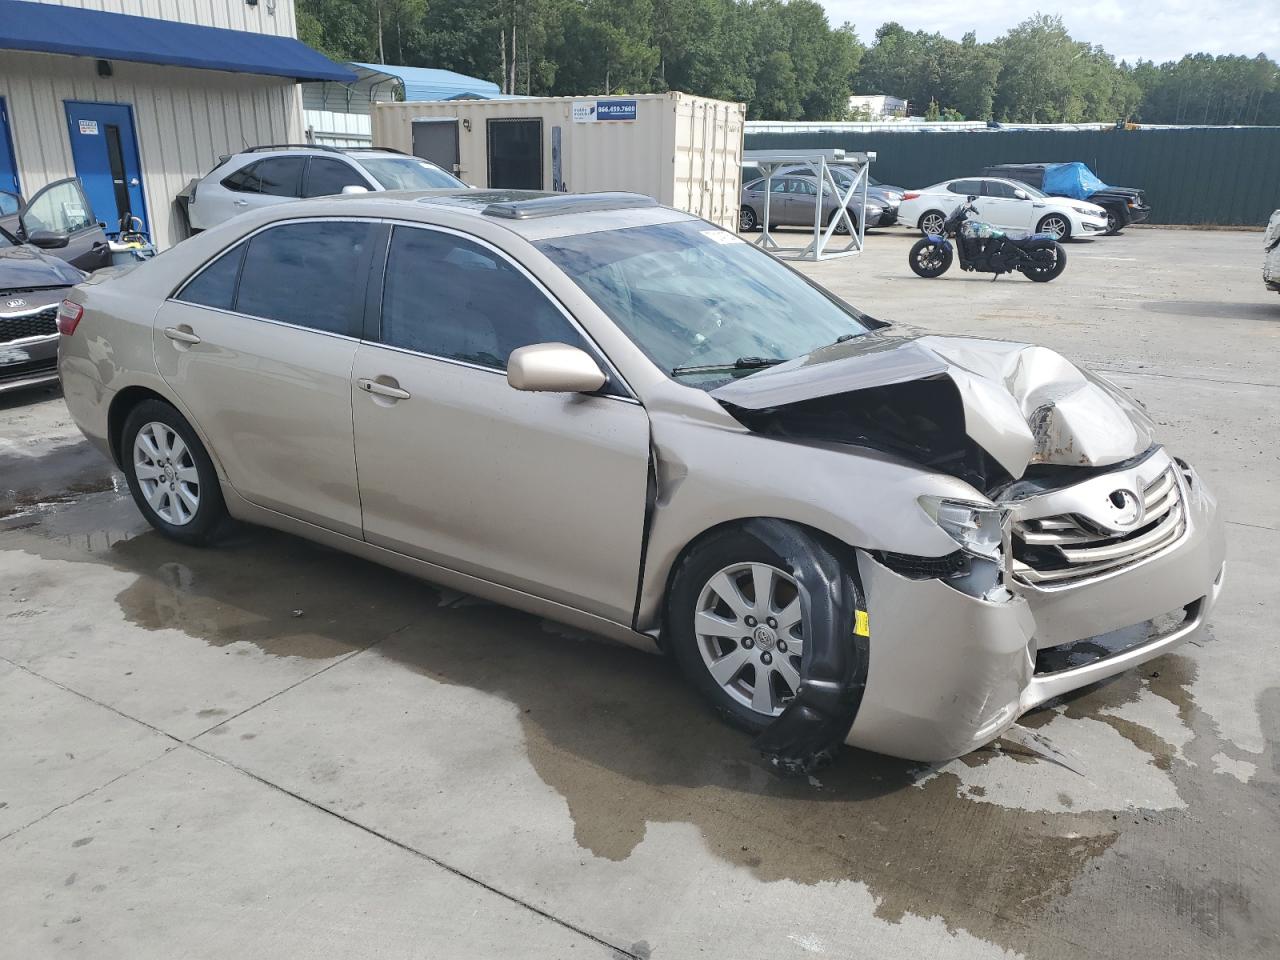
<box><xmin>0</xmin><ymin>242</ymin><xmax>83</xmax><ymax>290</ymax></box>
<box><xmin>710</xmin><ymin>332</ymin><xmax>1154</xmax><ymax>481</ymax></box>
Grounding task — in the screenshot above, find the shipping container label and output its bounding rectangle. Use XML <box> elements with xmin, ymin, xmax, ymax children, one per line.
<box><xmin>573</xmin><ymin>99</ymin><xmax>638</xmax><ymax>122</ymax></box>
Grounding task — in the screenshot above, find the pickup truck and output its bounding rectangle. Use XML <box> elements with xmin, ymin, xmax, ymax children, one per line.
<box><xmin>981</xmin><ymin>162</ymin><xmax>1150</xmax><ymax>235</ymax></box>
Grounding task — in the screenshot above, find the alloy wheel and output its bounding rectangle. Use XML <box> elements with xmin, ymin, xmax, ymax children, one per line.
<box><xmin>1041</xmin><ymin>216</ymin><xmax>1069</xmax><ymax>239</ymax></box>
<box><xmin>694</xmin><ymin>562</ymin><xmax>805</xmax><ymax>717</ymax></box>
<box><xmin>921</xmin><ymin>212</ymin><xmax>946</xmax><ymax>235</ymax></box>
<box><xmin>133</xmin><ymin>421</ymin><xmax>200</xmax><ymax>526</ymax></box>
<box><xmin>739</xmin><ymin>207</ymin><xmax>757</xmax><ymax>232</ymax></box>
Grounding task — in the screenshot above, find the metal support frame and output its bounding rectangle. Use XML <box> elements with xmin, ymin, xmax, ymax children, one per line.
<box><xmin>742</xmin><ymin>149</ymin><xmax>876</xmax><ymax>261</ymax></box>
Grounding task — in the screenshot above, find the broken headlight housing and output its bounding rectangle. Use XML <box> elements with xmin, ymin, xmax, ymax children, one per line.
<box><xmin>917</xmin><ymin>496</ymin><xmax>1009</xmax><ymax>599</ymax></box>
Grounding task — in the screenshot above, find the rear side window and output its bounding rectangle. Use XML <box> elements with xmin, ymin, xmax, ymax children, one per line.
<box><xmin>254</xmin><ymin>157</ymin><xmax>305</xmax><ymax>198</ymax></box>
<box><xmin>302</xmin><ymin>158</ymin><xmax>370</xmax><ymax>198</ymax></box>
<box><xmin>235</xmin><ymin>220</ymin><xmax>376</xmax><ymax>335</ymax></box>
<box><xmin>380</xmin><ymin>225</ymin><xmax>587</xmax><ymax>370</ymax></box>
<box><xmin>948</xmin><ymin>180</ymin><xmax>983</xmax><ymax>195</ymax></box>
<box><xmin>222</xmin><ymin>162</ymin><xmax>262</xmax><ymax>193</ymax></box>
<box><xmin>177</xmin><ymin>243</ymin><xmax>245</xmax><ymax>310</ymax></box>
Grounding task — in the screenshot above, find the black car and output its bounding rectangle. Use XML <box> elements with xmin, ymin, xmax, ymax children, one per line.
<box><xmin>0</xmin><ymin>239</ymin><xmax>88</xmax><ymax>394</ymax></box>
<box><xmin>980</xmin><ymin>163</ymin><xmax>1150</xmax><ymax>235</ymax></box>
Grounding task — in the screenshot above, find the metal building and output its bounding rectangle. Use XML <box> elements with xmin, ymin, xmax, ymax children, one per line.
<box><xmin>373</xmin><ymin>93</ymin><xmax>746</xmax><ymax>230</ymax></box>
<box><xmin>0</xmin><ymin>0</ymin><xmax>352</xmax><ymax>249</ymax></box>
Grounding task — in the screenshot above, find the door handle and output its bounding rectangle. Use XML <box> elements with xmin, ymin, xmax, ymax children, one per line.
<box><xmin>358</xmin><ymin>378</ymin><xmax>410</xmax><ymax>401</ymax></box>
<box><xmin>233</xmin><ymin>199</ymin><xmax>248</xmax><ymax>207</ymax></box>
<box><xmin>163</xmin><ymin>326</ymin><xmax>201</xmax><ymax>345</ymax></box>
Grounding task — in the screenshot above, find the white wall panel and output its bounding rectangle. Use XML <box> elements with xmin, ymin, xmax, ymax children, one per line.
<box><xmin>11</xmin><ymin>0</ymin><xmax>298</xmax><ymax>37</ymax></box>
<box><xmin>1</xmin><ymin>50</ymin><xmax>302</xmax><ymax>248</ymax></box>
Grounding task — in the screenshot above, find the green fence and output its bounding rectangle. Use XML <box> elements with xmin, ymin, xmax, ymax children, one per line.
<box><xmin>744</xmin><ymin>126</ymin><xmax>1280</xmax><ymax>226</ymax></box>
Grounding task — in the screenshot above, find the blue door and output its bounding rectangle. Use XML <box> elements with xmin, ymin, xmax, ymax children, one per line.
<box><xmin>64</xmin><ymin>101</ymin><xmax>148</xmax><ymax>237</ymax></box>
<box><xmin>0</xmin><ymin>97</ymin><xmax>19</xmax><ymax>196</ymax></box>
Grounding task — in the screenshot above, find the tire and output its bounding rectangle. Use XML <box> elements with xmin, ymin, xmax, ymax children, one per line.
<box><xmin>739</xmin><ymin>205</ymin><xmax>758</xmax><ymax>232</ymax></box>
<box><xmin>665</xmin><ymin>524</ymin><xmax>856</xmax><ymax>734</ymax></box>
<box><xmin>1020</xmin><ymin>241</ymin><xmax>1067</xmax><ymax>283</ymax></box>
<box><xmin>1103</xmin><ymin>208</ymin><xmax>1123</xmax><ymax>236</ymax></box>
<box><xmin>1036</xmin><ymin>213</ymin><xmax>1072</xmax><ymax>241</ymax></box>
<box><xmin>918</xmin><ymin>210</ymin><xmax>947</xmax><ymax>236</ymax></box>
<box><xmin>830</xmin><ymin>210</ymin><xmax>857</xmax><ymax>235</ymax></box>
<box><xmin>121</xmin><ymin>399</ymin><xmax>227</xmax><ymax>545</ymax></box>
<box><xmin>908</xmin><ymin>237</ymin><xmax>953</xmax><ymax>278</ymax></box>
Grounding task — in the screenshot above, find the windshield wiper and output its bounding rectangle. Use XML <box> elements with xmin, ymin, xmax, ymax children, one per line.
<box><xmin>671</xmin><ymin>356</ymin><xmax>787</xmax><ymax>377</ymax></box>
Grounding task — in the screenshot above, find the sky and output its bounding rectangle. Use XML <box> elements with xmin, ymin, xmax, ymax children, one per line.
<box><xmin>820</xmin><ymin>1</ymin><xmax>1280</xmax><ymax>65</ymax></box>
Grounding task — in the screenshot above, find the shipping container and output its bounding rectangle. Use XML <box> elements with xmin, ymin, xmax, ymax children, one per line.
<box><xmin>373</xmin><ymin>92</ymin><xmax>746</xmax><ymax>230</ymax></box>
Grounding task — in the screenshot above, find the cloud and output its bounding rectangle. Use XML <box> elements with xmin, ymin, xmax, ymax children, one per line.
<box><xmin>821</xmin><ymin>1</ymin><xmax>1280</xmax><ymax>65</ymax></box>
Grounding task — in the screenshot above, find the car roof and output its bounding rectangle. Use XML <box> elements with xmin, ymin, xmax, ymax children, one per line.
<box><xmin>291</xmin><ymin>189</ymin><xmax>695</xmax><ymax>241</ymax></box>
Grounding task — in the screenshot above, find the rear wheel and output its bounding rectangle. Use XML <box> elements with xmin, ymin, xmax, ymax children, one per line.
<box><xmin>919</xmin><ymin>210</ymin><xmax>947</xmax><ymax>236</ymax></box>
<box><xmin>122</xmin><ymin>399</ymin><xmax>227</xmax><ymax>545</ymax></box>
<box><xmin>739</xmin><ymin>205</ymin><xmax>758</xmax><ymax>232</ymax></box>
<box><xmin>1036</xmin><ymin>214</ymin><xmax>1071</xmax><ymax>241</ymax></box>
<box><xmin>1021</xmin><ymin>241</ymin><xmax>1067</xmax><ymax>282</ymax></box>
<box><xmin>909</xmin><ymin>238</ymin><xmax>953</xmax><ymax>278</ymax></box>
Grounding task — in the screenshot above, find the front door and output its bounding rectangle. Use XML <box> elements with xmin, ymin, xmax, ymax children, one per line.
<box><xmin>977</xmin><ymin>180</ymin><xmax>1035</xmax><ymax>230</ymax></box>
<box><xmin>351</xmin><ymin>223</ymin><xmax>651</xmax><ymax>623</ymax></box>
<box><xmin>155</xmin><ymin>219</ymin><xmax>380</xmax><ymax>538</ymax></box>
<box><xmin>64</xmin><ymin>101</ymin><xmax>148</xmax><ymax>237</ymax></box>
<box><xmin>412</xmin><ymin>119</ymin><xmax>460</xmax><ymax>176</ymax></box>
<box><xmin>18</xmin><ymin>178</ymin><xmax>110</xmax><ymax>272</ymax></box>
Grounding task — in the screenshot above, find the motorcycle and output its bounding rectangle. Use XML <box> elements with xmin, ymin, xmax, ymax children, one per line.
<box><xmin>908</xmin><ymin>197</ymin><xmax>1067</xmax><ymax>282</ymax></box>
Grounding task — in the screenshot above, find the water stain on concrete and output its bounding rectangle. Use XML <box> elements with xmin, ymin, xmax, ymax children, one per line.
<box><xmin>5</xmin><ymin>486</ymin><xmax>1277</xmax><ymax>957</ymax></box>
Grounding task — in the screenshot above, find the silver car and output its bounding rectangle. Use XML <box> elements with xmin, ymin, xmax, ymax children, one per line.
<box><xmin>58</xmin><ymin>190</ymin><xmax>1226</xmax><ymax>771</ymax></box>
<box><xmin>739</xmin><ymin>174</ymin><xmax>889</xmax><ymax>233</ymax></box>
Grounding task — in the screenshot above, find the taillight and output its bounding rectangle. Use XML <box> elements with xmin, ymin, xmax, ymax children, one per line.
<box><xmin>902</xmin><ymin>191</ymin><xmax>920</xmax><ymax>201</ymax></box>
<box><xmin>57</xmin><ymin>299</ymin><xmax>84</xmax><ymax>335</ymax></box>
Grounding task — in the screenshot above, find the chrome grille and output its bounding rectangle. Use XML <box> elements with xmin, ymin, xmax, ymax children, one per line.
<box><xmin>1011</xmin><ymin>466</ymin><xmax>1186</xmax><ymax>586</ymax></box>
<box><xmin>0</xmin><ymin>306</ymin><xmax>58</xmax><ymax>344</ymax></box>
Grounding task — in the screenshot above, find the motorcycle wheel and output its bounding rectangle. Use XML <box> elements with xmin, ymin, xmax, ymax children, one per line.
<box><xmin>1021</xmin><ymin>241</ymin><xmax>1067</xmax><ymax>282</ymax></box>
<box><xmin>909</xmin><ymin>238</ymin><xmax>953</xmax><ymax>278</ymax></box>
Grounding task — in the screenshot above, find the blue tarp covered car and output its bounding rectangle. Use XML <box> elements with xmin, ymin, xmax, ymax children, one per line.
<box><xmin>1041</xmin><ymin>163</ymin><xmax>1110</xmax><ymax>201</ymax></box>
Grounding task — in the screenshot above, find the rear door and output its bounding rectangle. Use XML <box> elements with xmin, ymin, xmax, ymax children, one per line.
<box><xmin>350</xmin><ymin>222</ymin><xmax>651</xmax><ymax>622</ymax></box>
<box><xmin>155</xmin><ymin>218</ymin><xmax>380</xmax><ymax>537</ymax></box>
<box><xmin>203</xmin><ymin>156</ymin><xmax>306</xmax><ymax>228</ymax></box>
<box><xmin>19</xmin><ymin>178</ymin><xmax>109</xmax><ymax>271</ymax></box>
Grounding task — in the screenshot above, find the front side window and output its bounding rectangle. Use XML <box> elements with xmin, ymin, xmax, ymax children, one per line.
<box><xmin>302</xmin><ymin>158</ymin><xmax>370</xmax><ymax>198</ymax></box>
<box><xmin>23</xmin><ymin>180</ymin><xmax>94</xmax><ymax>234</ymax></box>
<box><xmin>253</xmin><ymin>157</ymin><xmax>305</xmax><ymax>198</ymax></box>
<box><xmin>380</xmin><ymin>225</ymin><xmax>587</xmax><ymax>370</ymax></box>
<box><xmin>983</xmin><ymin>180</ymin><xmax>1018</xmax><ymax>199</ymax></box>
<box><xmin>537</xmin><ymin>219</ymin><xmax>874</xmax><ymax>387</ymax></box>
<box><xmin>236</xmin><ymin>220</ymin><xmax>376</xmax><ymax>335</ymax></box>
<box><xmin>177</xmin><ymin>243</ymin><xmax>245</xmax><ymax>311</ymax></box>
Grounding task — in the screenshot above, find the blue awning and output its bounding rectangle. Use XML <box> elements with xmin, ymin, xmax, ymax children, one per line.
<box><xmin>351</xmin><ymin>63</ymin><xmax>502</xmax><ymax>101</ymax></box>
<box><xmin>0</xmin><ymin>0</ymin><xmax>356</xmax><ymax>83</ymax></box>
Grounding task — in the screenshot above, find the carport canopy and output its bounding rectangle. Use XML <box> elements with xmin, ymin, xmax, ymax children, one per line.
<box><xmin>0</xmin><ymin>0</ymin><xmax>356</xmax><ymax>83</ymax></box>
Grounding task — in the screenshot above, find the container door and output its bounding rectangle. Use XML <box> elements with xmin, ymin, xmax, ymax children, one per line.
<box><xmin>487</xmin><ymin>118</ymin><xmax>543</xmax><ymax>189</ymax></box>
<box><xmin>411</xmin><ymin>119</ymin><xmax>460</xmax><ymax>176</ymax></box>
<box><xmin>63</xmin><ymin>101</ymin><xmax>148</xmax><ymax>238</ymax></box>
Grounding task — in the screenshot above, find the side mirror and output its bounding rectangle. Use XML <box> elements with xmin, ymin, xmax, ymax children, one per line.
<box><xmin>1013</xmin><ymin>188</ymin><xmax>1029</xmax><ymax>200</ymax></box>
<box><xmin>28</xmin><ymin>229</ymin><xmax>70</xmax><ymax>249</ymax></box>
<box><xmin>507</xmin><ymin>342</ymin><xmax>606</xmax><ymax>394</ymax></box>
<box><xmin>340</xmin><ymin>184</ymin><xmax>370</xmax><ymax>195</ymax></box>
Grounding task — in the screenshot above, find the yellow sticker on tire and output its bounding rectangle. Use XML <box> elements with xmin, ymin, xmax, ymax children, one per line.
<box><xmin>854</xmin><ymin>609</ymin><xmax>870</xmax><ymax>637</ymax></box>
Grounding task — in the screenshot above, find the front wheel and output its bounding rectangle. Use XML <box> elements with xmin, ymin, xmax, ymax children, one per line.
<box><xmin>909</xmin><ymin>238</ymin><xmax>953</xmax><ymax>278</ymax></box>
<box><xmin>121</xmin><ymin>399</ymin><xmax>228</xmax><ymax>545</ymax></box>
<box><xmin>1104</xmin><ymin>208</ymin><xmax>1123</xmax><ymax>235</ymax></box>
<box><xmin>1020</xmin><ymin>241</ymin><xmax>1067</xmax><ymax>282</ymax></box>
<box><xmin>1036</xmin><ymin>213</ymin><xmax>1072</xmax><ymax>241</ymax></box>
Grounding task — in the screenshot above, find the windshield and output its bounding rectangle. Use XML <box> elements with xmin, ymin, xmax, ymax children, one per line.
<box><xmin>359</xmin><ymin>157</ymin><xmax>465</xmax><ymax>191</ymax></box>
<box><xmin>536</xmin><ymin>219</ymin><xmax>875</xmax><ymax>387</ymax></box>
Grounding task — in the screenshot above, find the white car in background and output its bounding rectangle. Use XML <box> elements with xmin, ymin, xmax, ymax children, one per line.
<box><xmin>181</xmin><ymin>146</ymin><xmax>466</xmax><ymax>231</ymax></box>
<box><xmin>898</xmin><ymin>177</ymin><xmax>1109</xmax><ymax>241</ymax></box>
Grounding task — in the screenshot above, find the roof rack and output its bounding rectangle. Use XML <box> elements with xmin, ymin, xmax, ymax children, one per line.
<box><xmin>483</xmin><ymin>192</ymin><xmax>658</xmax><ymax>221</ymax></box>
<box><xmin>243</xmin><ymin>144</ymin><xmax>344</xmax><ymax>154</ymax></box>
<box><xmin>341</xmin><ymin>146</ymin><xmax>407</xmax><ymax>155</ymax></box>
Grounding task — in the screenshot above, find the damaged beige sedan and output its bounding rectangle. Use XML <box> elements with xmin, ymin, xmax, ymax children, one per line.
<box><xmin>58</xmin><ymin>191</ymin><xmax>1226</xmax><ymax>772</ymax></box>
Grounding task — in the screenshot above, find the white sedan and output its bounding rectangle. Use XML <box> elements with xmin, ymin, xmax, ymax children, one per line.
<box><xmin>898</xmin><ymin>177</ymin><xmax>1109</xmax><ymax>240</ymax></box>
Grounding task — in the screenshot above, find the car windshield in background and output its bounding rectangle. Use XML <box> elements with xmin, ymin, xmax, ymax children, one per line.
<box><xmin>359</xmin><ymin>157</ymin><xmax>465</xmax><ymax>191</ymax></box>
<box><xmin>537</xmin><ymin>219</ymin><xmax>874</xmax><ymax>385</ymax></box>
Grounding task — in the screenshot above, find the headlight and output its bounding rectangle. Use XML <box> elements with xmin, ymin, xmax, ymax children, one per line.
<box><xmin>918</xmin><ymin>496</ymin><xmax>1005</xmax><ymax>561</ymax></box>
<box><xmin>1071</xmin><ymin>205</ymin><xmax>1095</xmax><ymax>216</ymax></box>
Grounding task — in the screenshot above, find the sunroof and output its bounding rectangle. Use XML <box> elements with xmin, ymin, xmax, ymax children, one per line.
<box><xmin>482</xmin><ymin>192</ymin><xmax>658</xmax><ymax>220</ymax></box>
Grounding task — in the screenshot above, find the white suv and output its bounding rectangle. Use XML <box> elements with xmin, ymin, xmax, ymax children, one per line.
<box><xmin>182</xmin><ymin>146</ymin><xmax>466</xmax><ymax>231</ymax></box>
